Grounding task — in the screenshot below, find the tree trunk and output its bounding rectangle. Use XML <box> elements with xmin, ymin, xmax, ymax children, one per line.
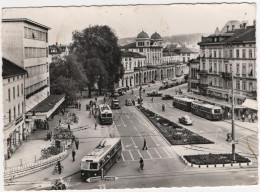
<box><xmin>88</xmin><ymin>86</ymin><xmax>92</xmax><ymax>98</ymax></box>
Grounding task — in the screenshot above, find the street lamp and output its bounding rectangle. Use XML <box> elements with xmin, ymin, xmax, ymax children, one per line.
<box><xmin>139</xmin><ymin>64</ymin><xmax>142</xmax><ymax>108</ymax></box>
<box><xmin>231</xmin><ymin>70</ymin><xmax>236</xmax><ymax>162</ymax></box>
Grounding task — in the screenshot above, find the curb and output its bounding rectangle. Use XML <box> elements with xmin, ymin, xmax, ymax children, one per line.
<box><xmin>134</xmin><ymin>106</ymin><xmax>172</xmax><ymax>146</ymax></box>
<box><xmin>181</xmin><ymin>155</ymin><xmax>253</xmax><ymax>169</ymax></box>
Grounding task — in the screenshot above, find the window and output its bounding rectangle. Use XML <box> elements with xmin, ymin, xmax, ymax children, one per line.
<box><xmin>227</xmin><ymin>25</ymin><xmax>229</xmax><ymax>31</ymax></box>
<box><xmin>214</xmin><ymin>78</ymin><xmax>217</xmax><ymax>86</ymax></box>
<box><xmin>21</xmin><ymin>84</ymin><xmax>23</xmax><ymax>95</ymax></box>
<box><xmin>8</xmin><ymin>88</ymin><xmax>11</xmax><ymax>101</ymax></box>
<box><xmin>229</xmin><ymin>63</ymin><xmax>232</xmax><ymax>73</ymax></box>
<box><xmin>248</xmin><ymin>64</ymin><xmax>253</xmax><ymax>76</ymax></box>
<box><xmin>225</xmin><ymin>64</ymin><xmax>228</xmax><ymax>72</ymax></box>
<box><xmin>236</xmin><ymin>64</ymin><xmax>240</xmax><ymax>74</ymax></box>
<box><xmin>9</xmin><ymin>109</ymin><xmax>11</xmax><ymax>122</ymax></box>
<box><xmin>242</xmin><ymin>63</ymin><xmax>246</xmax><ymax>75</ymax></box>
<box><xmin>214</xmin><ymin>51</ymin><xmax>216</xmax><ymax>58</ymax></box>
<box><xmin>219</xmin><ymin>51</ymin><xmax>221</xmax><ymax>58</ymax></box>
<box><xmin>242</xmin><ymin>49</ymin><xmax>246</xmax><ymax>58</ymax></box>
<box><xmin>14</xmin><ymin>107</ymin><xmax>16</xmax><ymax>119</ymax></box>
<box><xmin>237</xmin><ymin>80</ymin><xmax>240</xmax><ymax>90</ymax></box>
<box><xmin>249</xmin><ymin>49</ymin><xmax>253</xmax><ymax>58</ymax></box>
<box><xmin>232</xmin><ymin>25</ymin><xmax>235</xmax><ymax>31</ymax></box>
<box><xmin>203</xmin><ymin>63</ymin><xmax>205</xmax><ymax>70</ymax></box>
<box><xmin>229</xmin><ymin>50</ymin><xmax>233</xmax><ymax>58</ymax></box>
<box><xmin>209</xmin><ymin>63</ymin><xmax>212</xmax><ymax>72</ymax></box>
<box><xmin>219</xmin><ymin>62</ymin><xmax>222</xmax><ymax>72</ymax></box>
<box><xmin>22</xmin><ymin>102</ymin><xmax>24</xmax><ymax>113</ymax></box>
<box><xmin>214</xmin><ymin>63</ymin><xmax>217</xmax><ymax>73</ymax></box>
<box><xmin>129</xmin><ymin>63</ymin><xmax>131</xmax><ymax>69</ymax></box>
<box><xmin>17</xmin><ymin>85</ymin><xmax>19</xmax><ymax>97</ymax></box>
<box><xmin>243</xmin><ymin>81</ymin><xmax>246</xmax><ymax>91</ymax></box>
<box><xmin>13</xmin><ymin>87</ymin><xmax>15</xmax><ymax>99</ymax></box>
<box><xmin>18</xmin><ymin>104</ymin><xmax>20</xmax><ymax>116</ymax></box>
<box><xmin>236</xmin><ymin>49</ymin><xmax>239</xmax><ymax>58</ymax></box>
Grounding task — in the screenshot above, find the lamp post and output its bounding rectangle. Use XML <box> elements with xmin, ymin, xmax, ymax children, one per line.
<box><xmin>139</xmin><ymin>65</ymin><xmax>142</xmax><ymax>108</ymax></box>
<box><xmin>231</xmin><ymin>71</ymin><xmax>236</xmax><ymax>161</ymax></box>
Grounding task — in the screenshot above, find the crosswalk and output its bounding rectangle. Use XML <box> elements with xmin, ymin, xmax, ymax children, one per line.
<box><xmin>121</xmin><ymin>147</ymin><xmax>178</xmax><ymax>162</ymax></box>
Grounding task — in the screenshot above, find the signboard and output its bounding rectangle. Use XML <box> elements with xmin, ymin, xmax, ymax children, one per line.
<box><xmin>86</xmin><ymin>176</ymin><xmax>101</xmax><ymax>183</ymax></box>
<box><xmin>104</xmin><ymin>176</ymin><xmax>119</xmax><ymax>181</ymax></box>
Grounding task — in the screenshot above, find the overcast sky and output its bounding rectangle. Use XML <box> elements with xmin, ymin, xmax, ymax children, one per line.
<box><xmin>2</xmin><ymin>3</ymin><xmax>256</xmax><ymax>45</ymax></box>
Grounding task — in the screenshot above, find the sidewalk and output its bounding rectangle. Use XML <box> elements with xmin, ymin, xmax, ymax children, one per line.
<box><xmin>5</xmin><ymin>95</ymin><xmax>120</xmax><ymax>189</ymax></box>
<box><xmin>223</xmin><ymin>119</ymin><xmax>258</xmax><ymax>132</ymax></box>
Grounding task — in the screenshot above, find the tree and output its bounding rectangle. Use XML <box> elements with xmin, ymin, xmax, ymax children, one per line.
<box><xmin>71</xmin><ymin>25</ymin><xmax>124</xmax><ymax>97</ymax></box>
<box><xmin>50</xmin><ymin>55</ymin><xmax>88</xmax><ymax>100</ymax></box>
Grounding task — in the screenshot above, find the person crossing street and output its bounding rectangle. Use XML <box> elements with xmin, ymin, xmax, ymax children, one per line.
<box><xmin>72</xmin><ymin>149</ymin><xmax>76</xmax><ymax>162</ymax></box>
<box><xmin>142</xmin><ymin>138</ymin><xmax>148</xmax><ymax>150</ymax></box>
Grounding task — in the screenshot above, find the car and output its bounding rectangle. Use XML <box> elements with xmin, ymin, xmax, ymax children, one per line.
<box><xmin>151</xmin><ymin>80</ymin><xmax>156</xmax><ymax>84</ymax></box>
<box><xmin>147</xmin><ymin>90</ymin><xmax>162</xmax><ymax>97</ymax></box>
<box><xmin>125</xmin><ymin>99</ymin><xmax>133</xmax><ymax>106</ymax></box>
<box><xmin>162</xmin><ymin>94</ymin><xmax>173</xmax><ymax>100</ymax></box>
<box><xmin>179</xmin><ymin>115</ymin><xmax>193</xmax><ymax>125</ymax></box>
<box><xmin>110</xmin><ymin>92</ymin><xmax>119</xmax><ymax>98</ymax></box>
<box><xmin>111</xmin><ymin>98</ymin><xmax>121</xmax><ymax>109</ymax></box>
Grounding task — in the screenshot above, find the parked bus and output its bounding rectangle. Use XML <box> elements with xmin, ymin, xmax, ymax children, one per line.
<box><xmin>98</xmin><ymin>104</ymin><xmax>113</xmax><ymax>125</ymax></box>
<box><xmin>172</xmin><ymin>96</ymin><xmax>194</xmax><ymax>111</ymax></box>
<box><xmin>80</xmin><ymin>138</ymin><xmax>122</xmax><ymax>181</ymax></box>
<box><xmin>191</xmin><ymin>101</ymin><xmax>222</xmax><ymax>121</ymax></box>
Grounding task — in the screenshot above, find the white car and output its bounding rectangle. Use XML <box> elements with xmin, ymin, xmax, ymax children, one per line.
<box><xmin>179</xmin><ymin>115</ymin><xmax>193</xmax><ymax>125</ymax></box>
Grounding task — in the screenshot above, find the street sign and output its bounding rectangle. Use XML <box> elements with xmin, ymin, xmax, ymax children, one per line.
<box><xmin>104</xmin><ymin>176</ymin><xmax>119</xmax><ymax>181</ymax></box>
<box><xmin>86</xmin><ymin>176</ymin><xmax>101</xmax><ymax>183</ymax></box>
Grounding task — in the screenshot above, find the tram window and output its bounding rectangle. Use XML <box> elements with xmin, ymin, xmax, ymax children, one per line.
<box><xmin>107</xmin><ymin>114</ymin><xmax>112</xmax><ymax>118</ymax></box>
<box><xmin>90</xmin><ymin>163</ymin><xmax>98</xmax><ymax>169</ymax></box>
<box><xmin>214</xmin><ymin>109</ymin><xmax>221</xmax><ymax>113</ymax></box>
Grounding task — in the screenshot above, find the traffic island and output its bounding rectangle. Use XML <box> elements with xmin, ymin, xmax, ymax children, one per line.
<box><xmin>137</xmin><ymin>106</ymin><xmax>213</xmax><ymax>145</ymax></box>
<box><xmin>182</xmin><ymin>153</ymin><xmax>252</xmax><ymax>168</ymax></box>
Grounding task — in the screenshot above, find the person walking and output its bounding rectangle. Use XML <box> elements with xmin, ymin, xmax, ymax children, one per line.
<box><xmin>242</xmin><ymin>113</ymin><xmax>245</xmax><ymax>122</ymax></box>
<box><xmin>248</xmin><ymin>113</ymin><xmax>251</xmax><ymax>122</ymax></box>
<box><xmin>75</xmin><ymin>139</ymin><xmax>79</xmax><ymax>150</ymax></box>
<box><xmin>59</xmin><ymin>118</ymin><xmax>61</xmax><ymax>125</ymax></box>
<box><xmin>142</xmin><ymin>139</ymin><xmax>148</xmax><ymax>150</ymax></box>
<box><xmin>72</xmin><ymin>149</ymin><xmax>76</xmax><ymax>162</ymax></box>
<box><xmin>56</xmin><ymin>160</ymin><xmax>62</xmax><ymax>174</ymax></box>
<box><xmin>68</xmin><ymin>123</ymin><xmax>70</xmax><ymax>130</ymax></box>
<box><xmin>95</xmin><ymin>120</ymin><xmax>97</xmax><ymax>130</ymax></box>
<box><xmin>151</xmin><ymin>97</ymin><xmax>154</xmax><ymax>103</ymax></box>
<box><xmin>79</xmin><ymin>103</ymin><xmax>81</xmax><ymax>110</ymax></box>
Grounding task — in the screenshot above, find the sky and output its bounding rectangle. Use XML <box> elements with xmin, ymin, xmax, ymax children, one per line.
<box><xmin>2</xmin><ymin>3</ymin><xmax>256</xmax><ymax>45</ymax></box>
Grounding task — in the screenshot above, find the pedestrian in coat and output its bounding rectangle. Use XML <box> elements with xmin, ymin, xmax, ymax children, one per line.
<box><xmin>79</xmin><ymin>103</ymin><xmax>81</xmax><ymax>110</ymax></box>
<box><xmin>56</xmin><ymin>160</ymin><xmax>62</xmax><ymax>174</ymax></box>
<box><xmin>75</xmin><ymin>139</ymin><xmax>79</xmax><ymax>150</ymax></box>
<box><xmin>72</xmin><ymin>149</ymin><xmax>76</xmax><ymax>162</ymax></box>
<box><xmin>59</xmin><ymin>118</ymin><xmax>61</xmax><ymax>125</ymax></box>
<box><xmin>142</xmin><ymin>139</ymin><xmax>148</xmax><ymax>150</ymax></box>
<box><xmin>95</xmin><ymin>121</ymin><xmax>97</xmax><ymax>130</ymax></box>
<box><xmin>68</xmin><ymin>124</ymin><xmax>70</xmax><ymax>130</ymax></box>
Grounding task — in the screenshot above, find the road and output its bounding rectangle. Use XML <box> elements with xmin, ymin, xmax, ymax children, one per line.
<box><xmin>65</xmin><ymin>81</ymin><xmax>258</xmax><ymax>189</ymax></box>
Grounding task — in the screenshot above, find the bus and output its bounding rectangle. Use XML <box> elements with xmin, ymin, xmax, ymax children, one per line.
<box><xmin>98</xmin><ymin>104</ymin><xmax>113</xmax><ymax>125</ymax></box>
<box><xmin>172</xmin><ymin>96</ymin><xmax>194</xmax><ymax>111</ymax></box>
<box><xmin>80</xmin><ymin>138</ymin><xmax>122</xmax><ymax>181</ymax></box>
<box><xmin>191</xmin><ymin>101</ymin><xmax>223</xmax><ymax>121</ymax></box>
<box><xmin>111</xmin><ymin>98</ymin><xmax>121</xmax><ymax>109</ymax></box>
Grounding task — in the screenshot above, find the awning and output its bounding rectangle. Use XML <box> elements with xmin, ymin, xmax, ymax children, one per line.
<box><xmin>27</xmin><ymin>94</ymin><xmax>65</xmax><ymax>119</ymax></box>
<box><xmin>242</xmin><ymin>99</ymin><xmax>258</xmax><ymax>111</ymax></box>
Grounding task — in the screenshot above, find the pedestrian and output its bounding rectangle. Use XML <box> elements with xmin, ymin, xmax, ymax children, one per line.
<box><xmin>142</xmin><ymin>139</ymin><xmax>148</xmax><ymax>150</ymax></box>
<box><xmin>72</xmin><ymin>149</ymin><xmax>76</xmax><ymax>162</ymax></box>
<box><xmin>242</xmin><ymin>113</ymin><xmax>245</xmax><ymax>122</ymax></box>
<box><xmin>151</xmin><ymin>97</ymin><xmax>154</xmax><ymax>103</ymax></box>
<box><xmin>227</xmin><ymin>111</ymin><xmax>231</xmax><ymax>119</ymax></box>
<box><xmin>252</xmin><ymin>114</ymin><xmax>255</xmax><ymax>123</ymax></box>
<box><xmin>248</xmin><ymin>113</ymin><xmax>251</xmax><ymax>122</ymax></box>
<box><xmin>59</xmin><ymin>118</ymin><xmax>61</xmax><ymax>125</ymax></box>
<box><xmin>56</xmin><ymin>160</ymin><xmax>62</xmax><ymax>174</ymax></box>
<box><xmin>68</xmin><ymin>123</ymin><xmax>70</xmax><ymax>130</ymax></box>
<box><xmin>95</xmin><ymin>121</ymin><xmax>97</xmax><ymax>130</ymax></box>
<box><xmin>75</xmin><ymin>139</ymin><xmax>79</xmax><ymax>150</ymax></box>
<box><xmin>72</xmin><ymin>135</ymin><xmax>75</xmax><ymax>143</ymax></box>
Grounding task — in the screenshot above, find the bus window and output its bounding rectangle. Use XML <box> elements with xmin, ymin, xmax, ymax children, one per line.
<box><xmin>102</xmin><ymin>114</ymin><xmax>106</xmax><ymax>118</ymax></box>
<box><xmin>214</xmin><ymin>109</ymin><xmax>221</xmax><ymax>113</ymax></box>
<box><xmin>90</xmin><ymin>163</ymin><xmax>98</xmax><ymax>169</ymax></box>
<box><xmin>107</xmin><ymin>114</ymin><xmax>112</xmax><ymax>118</ymax></box>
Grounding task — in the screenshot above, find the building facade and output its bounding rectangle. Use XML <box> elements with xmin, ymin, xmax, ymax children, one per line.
<box><xmin>197</xmin><ymin>20</ymin><xmax>256</xmax><ymax>104</ymax></box>
<box><xmin>2</xmin><ymin>58</ymin><xmax>27</xmax><ymax>160</ymax></box>
<box><xmin>48</xmin><ymin>43</ymin><xmax>70</xmax><ymax>63</ymax></box>
<box><xmin>187</xmin><ymin>58</ymin><xmax>200</xmax><ymax>92</ymax></box>
<box><xmin>2</xmin><ymin>18</ymin><xmax>65</xmax><ymax>136</ymax></box>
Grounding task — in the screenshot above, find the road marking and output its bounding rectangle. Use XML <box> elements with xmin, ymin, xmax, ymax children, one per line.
<box><xmin>121</xmin><ymin>140</ymin><xmax>126</xmax><ymax>151</ymax></box>
<box><xmin>121</xmin><ymin>118</ymin><xmax>126</xmax><ymax>127</ymax></box>
<box><xmin>137</xmin><ymin>150</ymin><xmax>142</xmax><ymax>158</ymax></box>
<box><xmin>146</xmin><ymin>150</ymin><xmax>153</xmax><ymax>159</ymax></box>
<box><xmin>121</xmin><ymin>153</ymin><xmax>125</xmax><ymax>161</ymax></box>
<box><xmin>130</xmin><ymin>137</ymin><xmax>138</xmax><ymax>148</ymax></box>
<box><xmin>154</xmin><ymin>103</ymin><xmax>158</xmax><ymax>107</ymax></box>
<box><xmin>162</xmin><ymin>147</ymin><xmax>171</xmax><ymax>158</ymax></box>
<box><xmin>128</xmin><ymin>107</ymin><xmax>134</xmax><ymax>112</ymax></box>
<box><xmin>154</xmin><ymin>148</ymin><xmax>162</xmax><ymax>158</ymax></box>
<box><xmin>128</xmin><ymin>150</ymin><xmax>134</xmax><ymax>160</ymax></box>
<box><xmin>151</xmin><ymin>135</ymin><xmax>160</xmax><ymax>147</ymax></box>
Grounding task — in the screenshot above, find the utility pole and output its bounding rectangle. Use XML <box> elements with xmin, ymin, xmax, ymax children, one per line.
<box><xmin>139</xmin><ymin>65</ymin><xmax>142</xmax><ymax>108</ymax></box>
<box><xmin>231</xmin><ymin>70</ymin><xmax>236</xmax><ymax>161</ymax></box>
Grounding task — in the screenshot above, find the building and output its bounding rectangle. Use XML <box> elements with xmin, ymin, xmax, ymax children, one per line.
<box><xmin>197</xmin><ymin>20</ymin><xmax>256</xmax><ymax>104</ymax></box>
<box><xmin>48</xmin><ymin>43</ymin><xmax>70</xmax><ymax>63</ymax></box>
<box><xmin>118</xmin><ymin>31</ymin><xmax>176</xmax><ymax>89</ymax></box>
<box><xmin>2</xmin><ymin>18</ymin><xmax>65</xmax><ymax>136</ymax></box>
<box><xmin>2</xmin><ymin>58</ymin><xmax>27</xmax><ymax>159</ymax></box>
<box><xmin>187</xmin><ymin>58</ymin><xmax>200</xmax><ymax>92</ymax></box>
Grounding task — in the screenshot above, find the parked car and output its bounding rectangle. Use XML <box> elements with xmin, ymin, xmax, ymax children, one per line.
<box><xmin>147</xmin><ymin>90</ymin><xmax>162</xmax><ymax>97</ymax></box>
<box><xmin>125</xmin><ymin>99</ymin><xmax>133</xmax><ymax>106</ymax></box>
<box><xmin>151</xmin><ymin>80</ymin><xmax>156</xmax><ymax>84</ymax></box>
<box><xmin>162</xmin><ymin>94</ymin><xmax>173</xmax><ymax>100</ymax></box>
<box><xmin>179</xmin><ymin>115</ymin><xmax>193</xmax><ymax>125</ymax></box>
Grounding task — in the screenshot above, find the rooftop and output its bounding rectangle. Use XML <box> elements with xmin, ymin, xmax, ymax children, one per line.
<box><xmin>2</xmin><ymin>18</ymin><xmax>51</xmax><ymax>30</ymax></box>
<box><xmin>2</xmin><ymin>57</ymin><xmax>27</xmax><ymax>79</ymax></box>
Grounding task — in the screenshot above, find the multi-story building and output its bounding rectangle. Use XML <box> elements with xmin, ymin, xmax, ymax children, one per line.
<box><xmin>2</xmin><ymin>18</ymin><xmax>65</xmax><ymax>135</ymax></box>
<box><xmin>197</xmin><ymin>20</ymin><xmax>256</xmax><ymax>104</ymax></box>
<box><xmin>187</xmin><ymin>58</ymin><xmax>200</xmax><ymax>92</ymax></box>
<box><xmin>2</xmin><ymin>58</ymin><xmax>27</xmax><ymax>159</ymax></box>
<box><xmin>118</xmin><ymin>31</ymin><xmax>176</xmax><ymax>89</ymax></box>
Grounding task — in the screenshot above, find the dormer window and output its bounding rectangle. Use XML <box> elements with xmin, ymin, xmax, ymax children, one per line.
<box><xmin>227</xmin><ymin>25</ymin><xmax>229</xmax><ymax>32</ymax></box>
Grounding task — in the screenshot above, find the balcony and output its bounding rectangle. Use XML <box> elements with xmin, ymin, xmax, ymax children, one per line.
<box><xmin>221</xmin><ymin>72</ymin><xmax>232</xmax><ymax>79</ymax></box>
<box><xmin>198</xmin><ymin>70</ymin><xmax>208</xmax><ymax>76</ymax></box>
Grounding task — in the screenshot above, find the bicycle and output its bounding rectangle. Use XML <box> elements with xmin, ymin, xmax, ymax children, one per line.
<box><xmin>52</xmin><ymin>165</ymin><xmax>64</xmax><ymax>175</ymax></box>
<box><xmin>138</xmin><ymin>164</ymin><xmax>144</xmax><ymax>174</ymax></box>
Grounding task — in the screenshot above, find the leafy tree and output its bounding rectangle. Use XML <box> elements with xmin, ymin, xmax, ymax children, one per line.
<box><xmin>50</xmin><ymin>54</ymin><xmax>88</xmax><ymax>100</ymax></box>
<box><xmin>71</xmin><ymin>25</ymin><xmax>124</xmax><ymax>97</ymax></box>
